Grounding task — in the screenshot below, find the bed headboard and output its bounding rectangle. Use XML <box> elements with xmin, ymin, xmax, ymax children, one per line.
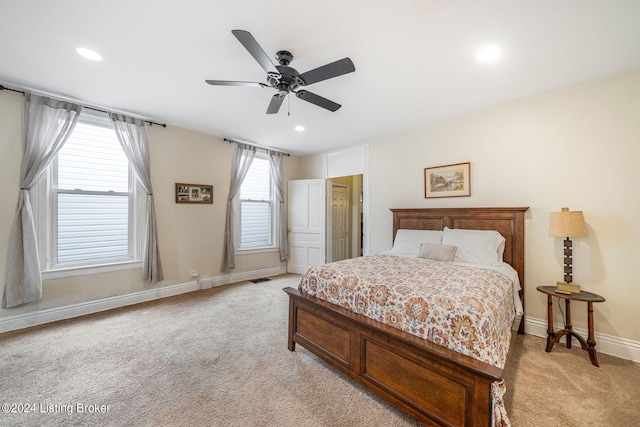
<box><xmin>391</xmin><ymin>207</ymin><xmax>528</xmax><ymax>333</ymax></box>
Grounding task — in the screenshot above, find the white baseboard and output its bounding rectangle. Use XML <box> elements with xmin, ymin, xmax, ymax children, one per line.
<box><xmin>208</xmin><ymin>266</ymin><xmax>286</xmax><ymax>288</ymax></box>
<box><xmin>524</xmin><ymin>316</ymin><xmax>640</xmax><ymax>363</ymax></box>
<box><xmin>0</xmin><ymin>266</ymin><xmax>286</xmax><ymax>334</ymax></box>
<box><xmin>4</xmin><ymin>275</ymin><xmax>638</xmax><ymax>364</ymax></box>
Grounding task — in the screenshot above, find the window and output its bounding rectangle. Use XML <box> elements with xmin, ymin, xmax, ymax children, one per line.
<box><xmin>237</xmin><ymin>153</ymin><xmax>275</xmax><ymax>250</ymax></box>
<box><xmin>34</xmin><ymin>112</ymin><xmax>143</xmax><ymax>277</ymax></box>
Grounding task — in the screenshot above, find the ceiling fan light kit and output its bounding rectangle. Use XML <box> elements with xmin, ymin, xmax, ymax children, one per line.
<box><xmin>206</xmin><ymin>30</ymin><xmax>355</xmax><ymax>114</ymax></box>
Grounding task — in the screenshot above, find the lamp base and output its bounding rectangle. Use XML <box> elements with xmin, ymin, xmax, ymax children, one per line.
<box><xmin>556</xmin><ymin>281</ymin><xmax>581</xmax><ymax>294</ymax></box>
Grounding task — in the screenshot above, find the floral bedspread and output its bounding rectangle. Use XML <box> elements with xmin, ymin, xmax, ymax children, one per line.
<box><xmin>299</xmin><ymin>254</ymin><xmax>516</xmax><ymax>426</ymax></box>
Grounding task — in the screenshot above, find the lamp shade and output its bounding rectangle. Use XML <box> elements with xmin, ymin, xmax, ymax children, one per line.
<box><xmin>549</xmin><ymin>208</ymin><xmax>588</xmax><ymax>237</ymax></box>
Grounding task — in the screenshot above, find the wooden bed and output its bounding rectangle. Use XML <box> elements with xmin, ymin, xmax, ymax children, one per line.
<box><xmin>284</xmin><ymin>207</ymin><xmax>528</xmax><ymax>426</ymax></box>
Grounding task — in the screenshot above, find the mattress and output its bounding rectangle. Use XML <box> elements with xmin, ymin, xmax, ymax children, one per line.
<box><xmin>299</xmin><ymin>253</ymin><xmax>517</xmax><ymax>369</ymax></box>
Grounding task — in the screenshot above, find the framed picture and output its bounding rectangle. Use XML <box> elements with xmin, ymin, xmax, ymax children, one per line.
<box><xmin>424</xmin><ymin>162</ymin><xmax>470</xmax><ymax>198</ymax></box>
<box><xmin>175</xmin><ymin>183</ymin><xmax>213</xmax><ymax>204</ymax></box>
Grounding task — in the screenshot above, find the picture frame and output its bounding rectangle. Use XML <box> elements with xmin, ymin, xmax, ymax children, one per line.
<box><xmin>424</xmin><ymin>162</ymin><xmax>471</xmax><ymax>198</ymax></box>
<box><xmin>175</xmin><ymin>183</ymin><xmax>213</xmax><ymax>204</ymax></box>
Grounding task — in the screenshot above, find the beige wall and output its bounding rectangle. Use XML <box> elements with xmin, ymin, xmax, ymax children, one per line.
<box><xmin>0</xmin><ymin>91</ymin><xmax>300</xmax><ymax>318</ymax></box>
<box><xmin>300</xmin><ymin>69</ymin><xmax>640</xmax><ymax>344</ymax></box>
<box><xmin>2</xmin><ymin>69</ymin><xmax>639</xmax><ymax>345</ymax></box>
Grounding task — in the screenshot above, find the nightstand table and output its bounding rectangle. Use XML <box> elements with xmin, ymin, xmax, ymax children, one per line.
<box><xmin>536</xmin><ymin>285</ymin><xmax>605</xmax><ymax>367</ymax></box>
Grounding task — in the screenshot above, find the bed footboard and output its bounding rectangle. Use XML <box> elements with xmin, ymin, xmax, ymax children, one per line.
<box><xmin>285</xmin><ymin>286</ymin><xmax>502</xmax><ymax>427</ymax></box>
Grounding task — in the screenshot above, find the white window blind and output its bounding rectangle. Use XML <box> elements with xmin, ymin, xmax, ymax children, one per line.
<box><xmin>53</xmin><ymin>119</ymin><xmax>134</xmax><ymax>265</ymax></box>
<box><xmin>239</xmin><ymin>155</ymin><xmax>272</xmax><ymax>248</ymax></box>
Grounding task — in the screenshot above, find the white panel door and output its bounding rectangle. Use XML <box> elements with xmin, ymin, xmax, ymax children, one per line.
<box><xmin>287</xmin><ymin>179</ymin><xmax>326</xmax><ymax>274</ymax></box>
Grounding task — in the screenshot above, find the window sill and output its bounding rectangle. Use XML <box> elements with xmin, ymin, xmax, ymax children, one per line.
<box><xmin>42</xmin><ymin>261</ymin><xmax>143</xmax><ymax>280</ymax></box>
<box><xmin>236</xmin><ymin>247</ymin><xmax>280</xmax><ymax>256</ymax></box>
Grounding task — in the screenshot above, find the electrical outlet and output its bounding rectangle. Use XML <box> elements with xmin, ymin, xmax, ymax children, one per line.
<box><xmin>191</xmin><ymin>269</ymin><xmax>198</xmax><ymax>279</ymax></box>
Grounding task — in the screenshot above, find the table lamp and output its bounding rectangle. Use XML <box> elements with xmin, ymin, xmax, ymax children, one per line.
<box><xmin>549</xmin><ymin>207</ymin><xmax>588</xmax><ymax>293</ymax></box>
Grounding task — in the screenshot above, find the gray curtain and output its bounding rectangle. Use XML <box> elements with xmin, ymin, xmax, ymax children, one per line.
<box><xmin>109</xmin><ymin>113</ymin><xmax>163</xmax><ymax>283</ymax></box>
<box><xmin>269</xmin><ymin>151</ymin><xmax>288</xmax><ymax>261</ymax></box>
<box><xmin>223</xmin><ymin>143</ymin><xmax>256</xmax><ymax>271</ymax></box>
<box><xmin>3</xmin><ymin>94</ymin><xmax>82</xmax><ymax>308</ymax></box>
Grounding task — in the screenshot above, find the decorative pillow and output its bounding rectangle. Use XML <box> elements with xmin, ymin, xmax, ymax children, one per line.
<box><xmin>417</xmin><ymin>243</ymin><xmax>457</xmax><ymax>262</ymax></box>
<box><xmin>442</xmin><ymin>227</ymin><xmax>505</xmax><ymax>266</ymax></box>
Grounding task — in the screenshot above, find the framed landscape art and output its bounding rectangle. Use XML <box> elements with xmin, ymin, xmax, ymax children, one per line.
<box><xmin>424</xmin><ymin>162</ymin><xmax>470</xmax><ymax>198</ymax></box>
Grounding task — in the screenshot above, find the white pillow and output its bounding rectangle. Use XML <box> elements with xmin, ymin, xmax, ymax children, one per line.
<box><xmin>390</xmin><ymin>229</ymin><xmax>444</xmax><ymax>257</ymax></box>
<box><xmin>442</xmin><ymin>227</ymin><xmax>505</xmax><ymax>266</ymax></box>
<box><xmin>417</xmin><ymin>243</ymin><xmax>457</xmax><ymax>262</ymax></box>
<box><xmin>389</xmin><ymin>240</ymin><xmax>423</xmax><ymax>257</ymax></box>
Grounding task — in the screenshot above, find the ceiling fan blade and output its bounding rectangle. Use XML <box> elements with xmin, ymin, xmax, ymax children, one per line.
<box><xmin>299</xmin><ymin>58</ymin><xmax>355</xmax><ymax>86</ymax></box>
<box><xmin>266</xmin><ymin>94</ymin><xmax>285</xmax><ymax>114</ymax></box>
<box><xmin>231</xmin><ymin>30</ymin><xmax>279</xmax><ymax>75</ymax></box>
<box><xmin>205</xmin><ymin>80</ymin><xmax>268</xmax><ymax>88</ymax></box>
<box><xmin>295</xmin><ymin>90</ymin><xmax>341</xmax><ymax>112</ymax></box>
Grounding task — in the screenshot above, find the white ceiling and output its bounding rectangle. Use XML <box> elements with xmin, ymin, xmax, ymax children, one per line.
<box><xmin>1</xmin><ymin>1</ymin><xmax>640</xmax><ymax>156</ymax></box>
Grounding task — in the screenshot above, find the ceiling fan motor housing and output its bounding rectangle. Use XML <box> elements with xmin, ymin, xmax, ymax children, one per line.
<box><xmin>269</xmin><ymin>64</ymin><xmax>303</xmax><ymax>94</ymax></box>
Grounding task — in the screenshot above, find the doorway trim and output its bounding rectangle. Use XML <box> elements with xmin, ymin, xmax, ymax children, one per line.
<box><xmin>322</xmin><ymin>145</ymin><xmax>369</xmax><ymax>256</ymax></box>
<box><xmin>329</xmin><ymin>183</ymin><xmax>350</xmax><ymax>262</ymax></box>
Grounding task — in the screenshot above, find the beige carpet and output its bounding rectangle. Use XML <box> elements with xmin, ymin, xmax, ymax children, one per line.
<box><xmin>1</xmin><ymin>274</ymin><xmax>639</xmax><ymax>427</ymax></box>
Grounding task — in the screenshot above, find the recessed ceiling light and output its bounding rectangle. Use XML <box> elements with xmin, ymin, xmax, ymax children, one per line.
<box><xmin>476</xmin><ymin>45</ymin><xmax>501</xmax><ymax>63</ymax></box>
<box><xmin>294</xmin><ymin>125</ymin><xmax>305</xmax><ymax>132</ymax></box>
<box><xmin>76</xmin><ymin>47</ymin><xmax>103</xmax><ymax>61</ymax></box>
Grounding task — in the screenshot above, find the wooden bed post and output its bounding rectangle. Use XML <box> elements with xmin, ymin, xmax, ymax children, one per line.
<box><xmin>288</xmin><ymin>294</ymin><xmax>296</xmax><ymax>351</ymax></box>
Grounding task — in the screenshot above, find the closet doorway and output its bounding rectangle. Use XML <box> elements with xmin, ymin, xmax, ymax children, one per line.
<box><xmin>327</xmin><ymin>175</ymin><xmax>363</xmax><ymax>263</ymax></box>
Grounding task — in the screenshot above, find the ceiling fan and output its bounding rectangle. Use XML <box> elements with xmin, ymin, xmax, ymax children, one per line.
<box><xmin>206</xmin><ymin>30</ymin><xmax>355</xmax><ymax>114</ymax></box>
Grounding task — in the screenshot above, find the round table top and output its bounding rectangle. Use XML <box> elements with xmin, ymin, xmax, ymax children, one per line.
<box><xmin>537</xmin><ymin>285</ymin><xmax>605</xmax><ymax>302</ymax></box>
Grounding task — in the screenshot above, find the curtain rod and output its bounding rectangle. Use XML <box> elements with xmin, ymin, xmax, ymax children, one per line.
<box><xmin>0</xmin><ymin>83</ymin><xmax>167</xmax><ymax>128</ymax></box>
<box><xmin>224</xmin><ymin>137</ymin><xmax>290</xmax><ymax>156</ymax></box>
